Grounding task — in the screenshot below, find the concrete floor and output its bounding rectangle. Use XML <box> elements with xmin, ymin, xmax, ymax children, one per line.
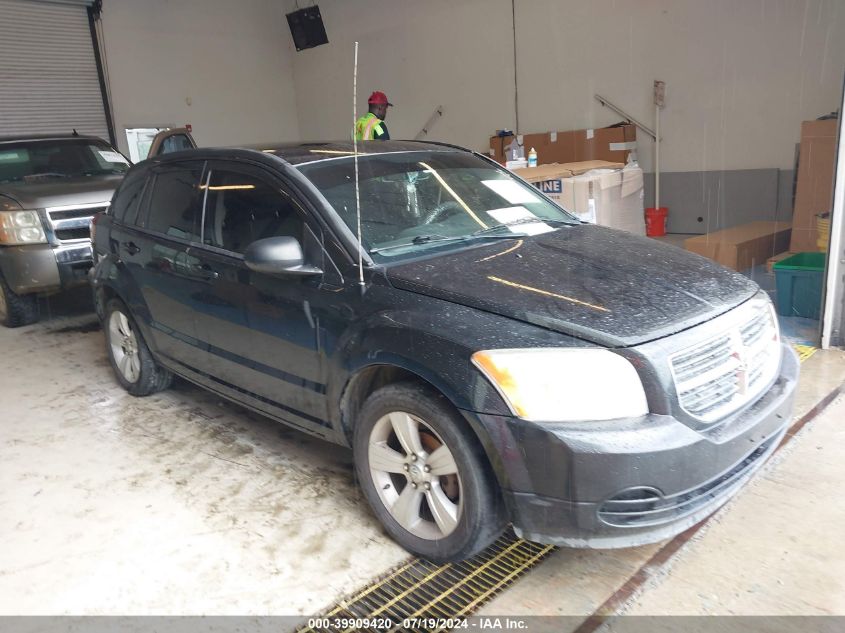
<box><xmin>0</xmin><ymin>290</ymin><xmax>407</xmax><ymax>615</ymax></box>
<box><xmin>1</xmin><ymin>289</ymin><xmax>844</xmax><ymax>619</ymax></box>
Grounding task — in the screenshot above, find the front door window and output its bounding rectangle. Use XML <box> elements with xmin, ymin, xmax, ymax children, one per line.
<box><xmin>201</xmin><ymin>170</ymin><xmax>305</xmax><ymax>253</ymax></box>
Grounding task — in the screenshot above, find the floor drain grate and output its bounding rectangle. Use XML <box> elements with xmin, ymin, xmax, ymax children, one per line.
<box><xmin>297</xmin><ymin>529</ymin><xmax>554</xmax><ymax>633</ymax></box>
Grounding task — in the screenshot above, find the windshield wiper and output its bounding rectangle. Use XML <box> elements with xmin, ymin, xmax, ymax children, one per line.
<box><xmin>83</xmin><ymin>168</ymin><xmax>127</xmax><ymax>176</ymax></box>
<box><xmin>471</xmin><ymin>217</ymin><xmax>576</xmax><ymax>236</ymax></box>
<box><xmin>412</xmin><ymin>233</ymin><xmax>448</xmax><ymax>245</ymax></box>
<box><xmin>370</xmin><ymin>232</ymin><xmax>527</xmax><ymax>254</ymax></box>
<box><xmin>23</xmin><ymin>172</ymin><xmax>71</xmax><ymax>181</ymax></box>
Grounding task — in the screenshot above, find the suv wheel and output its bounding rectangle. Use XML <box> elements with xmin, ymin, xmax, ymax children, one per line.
<box><xmin>105</xmin><ymin>299</ymin><xmax>172</xmax><ymax>396</ymax></box>
<box><xmin>0</xmin><ymin>272</ymin><xmax>39</xmax><ymax>328</ymax></box>
<box><xmin>354</xmin><ymin>382</ymin><xmax>506</xmax><ymax>562</ymax></box>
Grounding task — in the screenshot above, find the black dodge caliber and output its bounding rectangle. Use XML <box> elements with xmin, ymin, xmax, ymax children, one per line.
<box><xmin>91</xmin><ymin>141</ymin><xmax>798</xmax><ymax>562</ymax></box>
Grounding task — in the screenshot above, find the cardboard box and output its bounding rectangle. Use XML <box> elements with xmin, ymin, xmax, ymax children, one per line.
<box><xmin>790</xmin><ymin>119</ymin><xmax>837</xmax><ymax>252</ymax></box>
<box><xmin>557</xmin><ymin>160</ymin><xmax>625</xmax><ymax>175</ymax></box>
<box><xmin>518</xmin><ymin>161</ymin><xmax>644</xmax><ymax>235</ymax></box>
<box><xmin>490</xmin><ymin>124</ymin><xmax>636</xmax><ymax>165</ymax></box>
<box><xmin>515</xmin><ymin>160</ymin><xmax>623</xmax><ymax>189</ymax></box>
<box><xmin>515</xmin><ymin>163</ymin><xmax>572</xmax><ymax>179</ymax></box>
<box><xmin>684</xmin><ymin>221</ymin><xmax>792</xmax><ymax>271</ymax></box>
<box><xmin>766</xmin><ymin>251</ymin><xmax>794</xmax><ymax>274</ymax></box>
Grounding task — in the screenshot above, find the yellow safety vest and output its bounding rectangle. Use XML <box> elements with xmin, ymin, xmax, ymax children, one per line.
<box><xmin>354</xmin><ymin>112</ymin><xmax>385</xmax><ymax>141</ymax></box>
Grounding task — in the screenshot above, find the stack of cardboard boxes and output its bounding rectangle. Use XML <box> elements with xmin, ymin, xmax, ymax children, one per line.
<box><xmin>515</xmin><ymin>160</ymin><xmax>646</xmax><ymax>236</ymax></box>
<box><xmin>490</xmin><ymin>124</ymin><xmax>645</xmax><ymax>236</ymax></box>
<box><xmin>789</xmin><ymin>119</ymin><xmax>838</xmax><ymax>253</ymax></box>
<box><xmin>489</xmin><ymin>124</ymin><xmax>637</xmax><ymax>165</ymax></box>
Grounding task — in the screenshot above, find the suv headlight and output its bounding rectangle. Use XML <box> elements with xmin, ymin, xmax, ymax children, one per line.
<box><xmin>472</xmin><ymin>348</ymin><xmax>649</xmax><ymax>422</ymax></box>
<box><xmin>0</xmin><ymin>210</ymin><xmax>46</xmax><ymax>245</ymax></box>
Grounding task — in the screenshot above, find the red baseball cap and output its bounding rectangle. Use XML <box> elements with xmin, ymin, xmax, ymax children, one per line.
<box><xmin>367</xmin><ymin>91</ymin><xmax>393</xmax><ymax>106</ymax></box>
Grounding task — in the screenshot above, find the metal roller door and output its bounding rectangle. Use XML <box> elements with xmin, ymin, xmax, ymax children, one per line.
<box><xmin>0</xmin><ymin>0</ymin><xmax>109</xmax><ymax>140</ymax></box>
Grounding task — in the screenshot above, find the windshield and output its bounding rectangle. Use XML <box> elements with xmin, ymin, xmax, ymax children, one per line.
<box><xmin>297</xmin><ymin>150</ymin><xmax>577</xmax><ymax>262</ymax></box>
<box><xmin>0</xmin><ymin>139</ymin><xmax>130</xmax><ymax>184</ymax></box>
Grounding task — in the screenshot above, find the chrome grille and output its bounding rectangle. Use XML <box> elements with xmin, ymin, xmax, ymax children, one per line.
<box><xmin>45</xmin><ymin>203</ymin><xmax>108</xmax><ymax>243</ymax></box>
<box><xmin>671</xmin><ymin>334</ymin><xmax>733</xmax><ymax>384</ymax></box>
<box><xmin>740</xmin><ymin>312</ymin><xmax>768</xmax><ymax>347</ymax></box>
<box><xmin>671</xmin><ymin>302</ymin><xmax>780</xmax><ymax>423</ymax></box>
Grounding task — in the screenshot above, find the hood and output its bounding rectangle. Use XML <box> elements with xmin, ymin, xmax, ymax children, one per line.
<box><xmin>386</xmin><ymin>224</ymin><xmax>759</xmax><ymax>347</ymax></box>
<box><xmin>0</xmin><ymin>174</ymin><xmax>122</xmax><ymax>210</ymax></box>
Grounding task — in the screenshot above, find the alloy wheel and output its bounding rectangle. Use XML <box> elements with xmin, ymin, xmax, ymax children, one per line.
<box><xmin>108</xmin><ymin>310</ymin><xmax>141</xmax><ymax>384</ymax></box>
<box><xmin>368</xmin><ymin>411</ymin><xmax>463</xmax><ymax>540</ymax></box>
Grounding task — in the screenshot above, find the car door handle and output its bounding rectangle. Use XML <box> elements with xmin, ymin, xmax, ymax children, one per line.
<box><xmin>121</xmin><ymin>241</ymin><xmax>140</xmax><ymax>255</ymax></box>
<box><xmin>189</xmin><ymin>263</ymin><xmax>219</xmax><ymax>280</ymax></box>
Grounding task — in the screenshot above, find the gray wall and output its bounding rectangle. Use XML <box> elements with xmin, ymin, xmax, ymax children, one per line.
<box><xmin>98</xmin><ymin>0</ymin><xmax>844</xmax><ymax>179</ymax></box>
<box><xmin>643</xmin><ymin>169</ymin><xmax>795</xmax><ymax>234</ymax></box>
<box><xmin>101</xmin><ymin>0</ymin><xmax>301</xmax><ymax>155</ymax></box>
<box><xmin>288</xmin><ymin>0</ymin><xmax>845</xmax><ymax>175</ymax></box>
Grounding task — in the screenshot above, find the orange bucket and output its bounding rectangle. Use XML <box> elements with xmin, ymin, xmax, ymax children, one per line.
<box><xmin>645</xmin><ymin>207</ymin><xmax>668</xmax><ymax>237</ymax></box>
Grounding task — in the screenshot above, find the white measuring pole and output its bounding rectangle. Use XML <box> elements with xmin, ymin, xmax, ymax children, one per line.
<box><xmin>654</xmin><ymin>80</ymin><xmax>665</xmax><ymax>210</ymax></box>
<box><xmin>655</xmin><ymin>102</ymin><xmax>660</xmax><ymax>209</ymax></box>
<box><xmin>353</xmin><ymin>41</ymin><xmax>364</xmax><ymax>287</ymax></box>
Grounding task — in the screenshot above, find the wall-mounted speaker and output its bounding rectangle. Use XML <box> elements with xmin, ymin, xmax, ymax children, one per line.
<box><xmin>286</xmin><ymin>6</ymin><xmax>329</xmax><ymax>52</ymax></box>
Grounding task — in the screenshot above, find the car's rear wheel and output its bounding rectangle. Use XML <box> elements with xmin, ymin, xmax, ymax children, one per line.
<box><xmin>0</xmin><ymin>272</ymin><xmax>39</xmax><ymax>328</ymax></box>
<box><xmin>354</xmin><ymin>382</ymin><xmax>506</xmax><ymax>562</ymax></box>
<box><xmin>105</xmin><ymin>299</ymin><xmax>172</xmax><ymax>396</ymax></box>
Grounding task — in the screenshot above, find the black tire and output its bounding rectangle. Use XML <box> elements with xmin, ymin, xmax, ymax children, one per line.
<box><xmin>104</xmin><ymin>298</ymin><xmax>172</xmax><ymax>396</ymax></box>
<box><xmin>0</xmin><ymin>272</ymin><xmax>39</xmax><ymax>328</ymax></box>
<box><xmin>354</xmin><ymin>382</ymin><xmax>507</xmax><ymax>562</ymax></box>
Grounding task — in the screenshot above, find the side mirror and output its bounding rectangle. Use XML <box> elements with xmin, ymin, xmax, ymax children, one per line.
<box><xmin>243</xmin><ymin>236</ymin><xmax>322</xmax><ymax>276</ymax></box>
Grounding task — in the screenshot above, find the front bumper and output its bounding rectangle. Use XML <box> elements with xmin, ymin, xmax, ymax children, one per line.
<box><xmin>0</xmin><ymin>242</ymin><xmax>92</xmax><ymax>294</ymax></box>
<box><xmin>467</xmin><ymin>343</ymin><xmax>799</xmax><ymax>548</ymax></box>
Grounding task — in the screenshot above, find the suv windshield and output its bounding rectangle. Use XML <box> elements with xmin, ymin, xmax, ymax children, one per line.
<box><xmin>0</xmin><ymin>139</ymin><xmax>130</xmax><ymax>184</ymax></box>
<box><xmin>297</xmin><ymin>151</ymin><xmax>578</xmax><ymax>262</ymax></box>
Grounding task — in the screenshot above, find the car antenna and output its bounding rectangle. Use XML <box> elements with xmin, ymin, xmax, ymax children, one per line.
<box><xmin>72</xmin><ymin>129</ymin><xmax>79</xmax><ymax>137</ymax></box>
<box><xmin>352</xmin><ymin>40</ymin><xmax>366</xmax><ymax>293</ymax></box>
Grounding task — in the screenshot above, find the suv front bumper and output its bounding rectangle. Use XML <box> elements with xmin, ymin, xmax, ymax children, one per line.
<box><xmin>0</xmin><ymin>243</ymin><xmax>93</xmax><ymax>294</ymax></box>
<box><xmin>466</xmin><ymin>344</ymin><xmax>799</xmax><ymax>548</ymax></box>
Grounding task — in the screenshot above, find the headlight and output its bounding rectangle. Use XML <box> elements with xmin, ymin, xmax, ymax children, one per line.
<box><xmin>471</xmin><ymin>348</ymin><xmax>649</xmax><ymax>422</ymax></box>
<box><xmin>0</xmin><ymin>210</ymin><xmax>46</xmax><ymax>245</ymax></box>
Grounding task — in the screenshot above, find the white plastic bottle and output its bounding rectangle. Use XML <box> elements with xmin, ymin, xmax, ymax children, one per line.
<box><xmin>508</xmin><ymin>137</ymin><xmax>524</xmax><ymax>161</ymax></box>
<box><xmin>528</xmin><ymin>147</ymin><xmax>538</xmax><ymax>167</ymax></box>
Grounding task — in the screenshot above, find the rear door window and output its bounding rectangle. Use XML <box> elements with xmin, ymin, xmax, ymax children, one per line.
<box><xmin>144</xmin><ymin>162</ymin><xmax>205</xmax><ymax>241</ymax></box>
<box><xmin>201</xmin><ymin>168</ymin><xmax>305</xmax><ymax>254</ymax></box>
<box><xmin>110</xmin><ymin>169</ymin><xmax>147</xmax><ymax>223</ymax></box>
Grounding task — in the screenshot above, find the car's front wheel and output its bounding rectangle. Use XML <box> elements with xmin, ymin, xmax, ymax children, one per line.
<box><xmin>354</xmin><ymin>382</ymin><xmax>506</xmax><ymax>562</ymax></box>
<box><xmin>0</xmin><ymin>272</ymin><xmax>39</xmax><ymax>328</ymax></box>
<box><xmin>104</xmin><ymin>299</ymin><xmax>172</xmax><ymax>396</ymax></box>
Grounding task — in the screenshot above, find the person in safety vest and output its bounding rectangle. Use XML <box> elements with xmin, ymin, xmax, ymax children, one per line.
<box><xmin>354</xmin><ymin>91</ymin><xmax>393</xmax><ymax>141</ymax></box>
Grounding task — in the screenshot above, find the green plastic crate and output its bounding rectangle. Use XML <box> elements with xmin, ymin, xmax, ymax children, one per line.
<box><xmin>773</xmin><ymin>252</ymin><xmax>826</xmax><ymax>319</ymax></box>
